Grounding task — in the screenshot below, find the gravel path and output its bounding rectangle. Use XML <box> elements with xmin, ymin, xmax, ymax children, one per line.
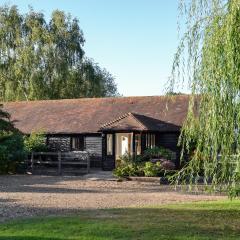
<box><xmin>0</xmin><ymin>174</ymin><xmax>226</xmax><ymax>222</ymax></box>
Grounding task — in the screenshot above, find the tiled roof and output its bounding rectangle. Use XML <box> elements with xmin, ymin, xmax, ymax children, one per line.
<box><xmin>100</xmin><ymin>112</ymin><xmax>180</xmax><ymax>132</ymax></box>
<box><xmin>3</xmin><ymin>95</ymin><xmax>190</xmax><ymax>134</ymax></box>
<box><xmin>100</xmin><ymin>112</ymin><xmax>148</xmax><ymax>131</ymax></box>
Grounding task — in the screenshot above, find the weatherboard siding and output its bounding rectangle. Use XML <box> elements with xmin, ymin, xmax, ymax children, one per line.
<box><xmin>85</xmin><ymin>136</ymin><xmax>102</xmax><ymax>156</ymax></box>
<box><xmin>46</xmin><ymin>135</ymin><xmax>103</xmax><ymax>168</ymax></box>
<box><xmin>85</xmin><ymin>136</ymin><xmax>102</xmax><ymax>168</ymax></box>
<box><xmin>155</xmin><ymin>132</ymin><xmax>180</xmax><ymax>168</ymax></box>
<box><xmin>47</xmin><ymin>136</ymin><xmax>71</xmax><ymax>152</ymax></box>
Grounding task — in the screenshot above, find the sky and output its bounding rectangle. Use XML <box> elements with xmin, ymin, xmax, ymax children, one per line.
<box><xmin>1</xmin><ymin>0</ymin><xmax>183</xmax><ymax>96</ymax></box>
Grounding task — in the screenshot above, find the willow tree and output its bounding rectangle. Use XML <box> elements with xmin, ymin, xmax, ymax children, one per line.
<box><xmin>0</xmin><ymin>5</ymin><xmax>118</xmax><ymax>101</ymax></box>
<box><xmin>171</xmin><ymin>0</ymin><xmax>240</xmax><ymax>195</ymax></box>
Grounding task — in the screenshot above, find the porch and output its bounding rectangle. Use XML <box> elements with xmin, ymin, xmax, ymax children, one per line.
<box><xmin>100</xmin><ymin>112</ymin><xmax>180</xmax><ymax>170</ymax></box>
<box><xmin>102</xmin><ymin>131</ymin><xmax>156</xmax><ymax>170</ymax></box>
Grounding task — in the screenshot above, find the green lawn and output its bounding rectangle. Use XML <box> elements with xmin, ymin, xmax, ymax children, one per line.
<box><xmin>0</xmin><ymin>200</ymin><xmax>239</xmax><ymax>240</ymax></box>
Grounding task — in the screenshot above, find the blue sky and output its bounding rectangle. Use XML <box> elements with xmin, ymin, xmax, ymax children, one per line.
<box><xmin>1</xmin><ymin>0</ymin><xmax>182</xmax><ymax>96</ymax></box>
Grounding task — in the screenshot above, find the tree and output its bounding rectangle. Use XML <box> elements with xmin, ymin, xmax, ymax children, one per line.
<box><xmin>165</xmin><ymin>91</ymin><xmax>185</xmax><ymax>96</ymax></box>
<box><xmin>0</xmin><ymin>105</ymin><xmax>25</xmax><ymax>173</ymax></box>
<box><xmin>0</xmin><ymin>5</ymin><xmax>118</xmax><ymax>101</ymax></box>
<box><xmin>171</xmin><ymin>0</ymin><xmax>240</xmax><ymax>196</ymax></box>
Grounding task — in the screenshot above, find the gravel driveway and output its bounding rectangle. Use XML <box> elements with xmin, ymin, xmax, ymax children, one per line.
<box><xmin>0</xmin><ymin>173</ymin><xmax>226</xmax><ymax>222</ymax></box>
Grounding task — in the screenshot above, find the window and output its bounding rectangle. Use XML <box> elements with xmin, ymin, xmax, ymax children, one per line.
<box><xmin>146</xmin><ymin>133</ymin><xmax>155</xmax><ymax>149</ymax></box>
<box><xmin>151</xmin><ymin>134</ymin><xmax>155</xmax><ymax>148</ymax></box>
<box><xmin>107</xmin><ymin>134</ymin><xmax>113</xmax><ymax>155</ymax></box>
<box><xmin>135</xmin><ymin>134</ymin><xmax>141</xmax><ymax>155</ymax></box>
<box><xmin>71</xmin><ymin>136</ymin><xmax>85</xmax><ymax>151</ymax></box>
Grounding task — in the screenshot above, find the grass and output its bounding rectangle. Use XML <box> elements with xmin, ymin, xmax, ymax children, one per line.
<box><xmin>0</xmin><ymin>200</ymin><xmax>239</xmax><ymax>240</ymax></box>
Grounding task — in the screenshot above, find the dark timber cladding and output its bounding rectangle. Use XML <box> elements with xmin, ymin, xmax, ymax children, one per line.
<box><xmin>155</xmin><ymin>132</ymin><xmax>181</xmax><ymax>168</ymax></box>
<box><xmin>46</xmin><ymin>134</ymin><xmax>103</xmax><ymax>168</ymax></box>
<box><xmin>85</xmin><ymin>135</ymin><xmax>102</xmax><ymax>168</ymax></box>
<box><xmin>3</xmin><ymin>95</ymin><xmax>191</xmax><ymax>170</ymax></box>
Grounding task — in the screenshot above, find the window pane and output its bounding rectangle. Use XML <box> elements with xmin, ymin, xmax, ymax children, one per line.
<box><xmin>107</xmin><ymin>134</ymin><xmax>113</xmax><ymax>155</ymax></box>
<box><xmin>151</xmin><ymin>134</ymin><xmax>155</xmax><ymax>148</ymax></box>
<box><xmin>146</xmin><ymin>134</ymin><xmax>150</xmax><ymax>148</ymax></box>
<box><xmin>135</xmin><ymin>134</ymin><xmax>141</xmax><ymax>155</ymax></box>
<box><xmin>71</xmin><ymin>136</ymin><xmax>85</xmax><ymax>151</ymax></box>
<box><xmin>145</xmin><ymin>133</ymin><xmax>155</xmax><ymax>149</ymax></box>
<box><xmin>72</xmin><ymin>138</ymin><xmax>76</xmax><ymax>149</ymax></box>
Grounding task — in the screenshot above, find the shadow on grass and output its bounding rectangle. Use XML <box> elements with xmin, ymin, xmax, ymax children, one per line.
<box><xmin>0</xmin><ymin>238</ymin><xmax>62</xmax><ymax>240</ymax></box>
<box><xmin>0</xmin><ymin>203</ymin><xmax>239</xmax><ymax>240</ymax></box>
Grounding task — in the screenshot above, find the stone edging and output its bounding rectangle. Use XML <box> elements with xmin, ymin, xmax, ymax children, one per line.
<box><xmin>128</xmin><ymin>176</ymin><xmax>160</xmax><ymax>183</ymax></box>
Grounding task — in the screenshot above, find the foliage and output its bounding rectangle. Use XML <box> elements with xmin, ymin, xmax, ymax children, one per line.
<box><xmin>0</xmin><ymin>105</ymin><xmax>25</xmax><ymax>173</ymax></box>
<box><xmin>114</xmin><ymin>154</ymin><xmax>143</xmax><ymax>178</ymax></box>
<box><xmin>114</xmin><ymin>154</ymin><xmax>164</xmax><ymax>178</ymax></box>
<box><xmin>228</xmin><ymin>186</ymin><xmax>240</xmax><ymax>199</ymax></box>
<box><xmin>24</xmin><ymin>131</ymin><xmax>47</xmax><ymax>153</ymax></box>
<box><xmin>115</xmin><ymin>154</ymin><xmax>135</xmax><ymax>166</ymax></box>
<box><xmin>113</xmin><ymin>164</ymin><xmax>141</xmax><ymax>178</ymax></box>
<box><xmin>170</xmin><ymin>0</ymin><xmax>240</xmax><ymax>194</ymax></box>
<box><xmin>0</xmin><ymin>201</ymin><xmax>239</xmax><ymax>239</ymax></box>
<box><xmin>165</xmin><ymin>91</ymin><xmax>185</xmax><ymax>96</ymax></box>
<box><xmin>161</xmin><ymin>160</ymin><xmax>176</xmax><ymax>170</ymax></box>
<box><xmin>0</xmin><ymin>132</ymin><xmax>25</xmax><ymax>173</ymax></box>
<box><xmin>143</xmin><ymin>146</ymin><xmax>172</xmax><ymax>160</ymax></box>
<box><xmin>0</xmin><ymin>5</ymin><xmax>118</xmax><ymax>101</ymax></box>
<box><xmin>143</xmin><ymin>161</ymin><xmax>162</xmax><ymax>177</ymax></box>
<box><xmin>0</xmin><ymin>104</ymin><xmax>13</xmax><ymax>131</ymax></box>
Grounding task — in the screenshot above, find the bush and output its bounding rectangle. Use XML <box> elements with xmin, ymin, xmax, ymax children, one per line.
<box><xmin>114</xmin><ymin>154</ymin><xmax>144</xmax><ymax>178</ymax></box>
<box><xmin>24</xmin><ymin>131</ymin><xmax>47</xmax><ymax>153</ymax></box>
<box><xmin>0</xmin><ymin>105</ymin><xmax>26</xmax><ymax>174</ymax></box>
<box><xmin>143</xmin><ymin>146</ymin><xmax>172</xmax><ymax>161</ymax></box>
<box><xmin>143</xmin><ymin>161</ymin><xmax>162</xmax><ymax>177</ymax></box>
<box><xmin>0</xmin><ymin>132</ymin><xmax>26</xmax><ymax>174</ymax></box>
<box><xmin>114</xmin><ymin>164</ymin><xmax>140</xmax><ymax>178</ymax></box>
<box><xmin>114</xmin><ymin>154</ymin><xmax>165</xmax><ymax>178</ymax></box>
<box><xmin>161</xmin><ymin>160</ymin><xmax>176</xmax><ymax>170</ymax></box>
<box><xmin>113</xmin><ymin>150</ymin><xmax>176</xmax><ymax>178</ymax></box>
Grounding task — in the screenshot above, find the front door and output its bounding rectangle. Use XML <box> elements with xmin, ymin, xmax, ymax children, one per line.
<box><xmin>102</xmin><ymin>132</ymin><xmax>133</xmax><ymax>170</ymax></box>
<box><xmin>102</xmin><ymin>133</ymin><xmax>115</xmax><ymax>170</ymax></box>
<box><xmin>115</xmin><ymin>133</ymin><xmax>133</xmax><ymax>164</ymax></box>
<box><xmin>121</xmin><ymin>136</ymin><xmax>129</xmax><ymax>155</ymax></box>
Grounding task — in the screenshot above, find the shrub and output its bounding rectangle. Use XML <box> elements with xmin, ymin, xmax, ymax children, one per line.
<box><xmin>114</xmin><ymin>164</ymin><xmax>139</xmax><ymax>178</ymax></box>
<box><xmin>143</xmin><ymin>161</ymin><xmax>162</xmax><ymax>177</ymax></box>
<box><xmin>24</xmin><ymin>131</ymin><xmax>47</xmax><ymax>153</ymax></box>
<box><xmin>114</xmin><ymin>154</ymin><xmax>144</xmax><ymax>178</ymax></box>
<box><xmin>115</xmin><ymin>154</ymin><xmax>133</xmax><ymax>167</ymax></box>
<box><xmin>0</xmin><ymin>105</ymin><xmax>26</xmax><ymax>174</ymax></box>
<box><xmin>113</xmin><ymin>151</ymin><xmax>176</xmax><ymax>178</ymax></box>
<box><xmin>161</xmin><ymin>160</ymin><xmax>176</xmax><ymax>170</ymax></box>
<box><xmin>143</xmin><ymin>146</ymin><xmax>172</xmax><ymax>161</ymax></box>
<box><xmin>0</xmin><ymin>132</ymin><xmax>26</xmax><ymax>174</ymax></box>
<box><xmin>114</xmin><ymin>154</ymin><xmax>170</xmax><ymax>178</ymax></box>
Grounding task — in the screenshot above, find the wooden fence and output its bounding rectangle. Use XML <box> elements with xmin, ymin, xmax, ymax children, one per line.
<box><xmin>30</xmin><ymin>151</ymin><xmax>90</xmax><ymax>175</ymax></box>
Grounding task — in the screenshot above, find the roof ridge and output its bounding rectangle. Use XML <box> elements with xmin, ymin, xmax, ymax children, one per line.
<box><xmin>100</xmin><ymin>112</ymin><xmax>148</xmax><ymax>130</ymax></box>
<box><xmin>3</xmin><ymin>94</ymin><xmax>191</xmax><ymax>105</ymax></box>
<box><xmin>100</xmin><ymin>112</ymin><xmax>132</xmax><ymax>129</ymax></box>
